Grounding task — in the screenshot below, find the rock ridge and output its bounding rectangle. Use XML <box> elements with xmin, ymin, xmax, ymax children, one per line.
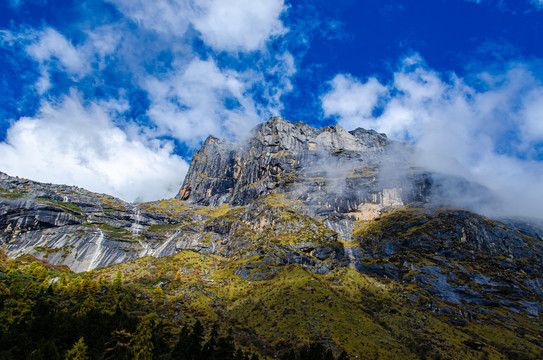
<box><xmin>176</xmin><ymin>116</ymin><xmax>492</xmax><ymax>221</ymax></box>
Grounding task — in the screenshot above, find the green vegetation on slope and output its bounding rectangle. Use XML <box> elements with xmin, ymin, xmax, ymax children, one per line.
<box><xmin>0</xmin><ymin>251</ymin><xmax>351</xmax><ymax>360</ymax></box>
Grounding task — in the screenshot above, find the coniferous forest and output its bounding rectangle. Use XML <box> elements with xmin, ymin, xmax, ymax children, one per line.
<box><xmin>0</xmin><ymin>251</ymin><xmax>348</xmax><ymax>360</ymax></box>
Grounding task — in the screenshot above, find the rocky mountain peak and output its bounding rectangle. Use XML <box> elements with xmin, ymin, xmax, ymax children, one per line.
<box><xmin>176</xmin><ymin>117</ymin><xmax>421</xmax><ymax>217</ymax></box>
<box><xmin>1</xmin><ymin>125</ymin><xmax>542</xmax><ymax>359</ymax></box>
<box><xmin>176</xmin><ymin>117</ymin><xmax>498</xmax><ymax>221</ymax></box>
<box><xmin>247</xmin><ymin>116</ymin><xmax>389</xmax><ymax>153</ymax></box>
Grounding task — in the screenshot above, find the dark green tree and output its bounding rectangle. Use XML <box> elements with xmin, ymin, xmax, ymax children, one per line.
<box><xmin>103</xmin><ymin>330</ymin><xmax>132</xmax><ymax>360</ymax></box>
<box><xmin>130</xmin><ymin>314</ymin><xmax>156</xmax><ymax>360</ymax></box>
<box><xmin>65</xmin><ymin>337</ymin><xmax>89</xmax><ymax>360</ymax></box>
<box><xmin>113</xmin><ymin>270</ymin><xmax>123</xmax><ymax>290</ymax></box>
<box><xmin>28</xmin><ymin>340</ymin><xmax>60</xmax><ymax>360</ymax></box>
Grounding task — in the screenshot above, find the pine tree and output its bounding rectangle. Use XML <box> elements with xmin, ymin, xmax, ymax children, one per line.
<box><xmin>113</xmin><ymin>270</ymin><xmax>123</xmax><ymax>290</ymax></box>
<box><xmin>82</xmin><ymin>277</ymin><xmax>99</xmax><ymax>297</ymax></box>
<box><xmin>171</xmin><ymin>325</ymin><xmax>190</xmax><ymax>359</ymax></box>
<box><xmin>32</xmin><ymin>265</ymin><xmax>48</xmax><ymax>281</ymax></box>
<box><xmin>97</xmin><ymin>274</ymin><xmax>105</xmax><ymax>284</ymax></box>
<box><xmin>60</xmin><ymin>272</ymin><xmax>69</xmax><ymax>286</ymax></box>
<box><xmin>153</xmin><ymin>286</ymin><xmax>164</xmax><ymax>303</ymax></box>
<box><xmin>189</xmin><ymin>319</ymin><xmax>204</xmax><ymax>358</ymax></box>
<box><xmin>29</xmin><ymin>340</ymin><xmax>60</xmax><ymax>360</ymax></box>
<box><xmin>201</xmin><ymin>324</ymin><xmax>218</xmax><ymax>358</ymax></box>
<box><xmin>65</xmin><ymin>337</ymin><xmax>89</xmax><ymax>360</ymax></box>
<box><xmin>130</xmin><ymin>314</ymin><xmax>157</xmax><ymax>360</ymax></box>
<box><xmin>103</xmin><ymin>330</ymin><xmax>132</xmax><ymax>360</ymax></box>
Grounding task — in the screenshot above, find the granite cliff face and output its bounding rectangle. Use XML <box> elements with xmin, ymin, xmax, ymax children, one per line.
<box><xmin>176</xmin><ymin>117</ymin><xmax>493</xmax><ymax>220</ymax></box>
<box><xmin>0</xmin><ymin>170</ymin><xmax>346</xmax><ymax>275</ymax></box>
<box><xmin>177</xmin><ymin>117</ymin><xmax>411</xmax><ymax>213</ymax></box>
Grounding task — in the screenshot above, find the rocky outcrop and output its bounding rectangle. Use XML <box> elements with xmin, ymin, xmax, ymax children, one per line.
<box><xmin>0</xmin><ymin>171</ymin><xmax>344</xmax><ymax>274</ymax></box>
<box><xmin>176</xmin><ymin>117</ymin><xmax>494</xmax><ymax>220</ymax></box>
<box><xmin>0</xmin><ymin>118</ymin><xmax>536</xmax><ymax>297</ymax></box>
<box><xmin>0</xmin><ymin>172</ymin><xmax>181</xmax><ymax>271</ymax></box>
<box><xmin>176</xmin><ymin>117</ymin><xmax>399</xmax><ymax>211</ymax></box>
<box><xmin>351</xmin><ymin>205</ymin><xmax>543</xmax><ymax>312</ymax></box>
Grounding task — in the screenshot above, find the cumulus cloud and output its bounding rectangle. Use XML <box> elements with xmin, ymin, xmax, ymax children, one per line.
<box><xmin>322</xmin><ymin>55</ymin><xmax>543</xmax><ymax>218</ymax></box>
<box><xmin>0</xmin><ymin>0</ymin><xmax>294</xmax><ymax>201</ymax></box>
<box><xmin>0</xmin><ymin>92</ymin><xmax>188</xmax><ymax>202</ymax></box>
<box><xmin>144</xmin><ymin>58</ymin><xmax>264</xmax><ymax>146</ymax></box>
<box><xmin>108</xmin><ymin>0</ymin><xmax>287</xmax><ymax>52</ymax></box>
<box><xmin>192</xmin><ymin>0</ymin><xmax>287</xmax><ymax>52</ymax></box>
<box><xmin>321</xmin><ymin>74</ymin><xmax>387</xmax><ymax>131</ymax></box>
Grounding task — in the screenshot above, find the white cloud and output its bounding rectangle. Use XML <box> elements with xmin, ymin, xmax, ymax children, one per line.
<box><xmin>26</xmin><ymin>28</ymin><xmax>87</xmax><ymax>74</ymax></box>
<box><xmin>0</xmin><ymin>92</ymin><xmax>188</xmax><ymax>202</ymax></box>
<box><xmin>321</xmin><ymin>74</ymin><xmax>387</xmax><ymax>131</ymax></box>
<box><xmin>192</xmin><ymin>0</ymin><xmax>287</xmax><ymax>52</ymax></box>
<box><xmin>144</xmin><ymin>58</ymin><xmax>264</xmax><ymax>146</ymax></box>
<box><xmin>18</xmin><ymin>26</ymin><xmax>122</xmax><ymax>93</ymax></box>
<box><xmin>85</xmin><ymin>25</ymin><xmax>123</xmax><ymax>60</ymax></box>
<box><xmin>322</xmin><ymin>56</ymin><xmax>543</xmax><ymax>218</ymax></box>
<box><xmin>264</xmin><ymin>51</ymin><xmax>297</xmax><ymax>108</ymax></box>
<box><xmin>107</xmin><ymin>0</ymin><xmax>287</xmax><ymax>52</ymax></box>
<box><xmin>105</xmin><ymin>0</ymin><xmax>192</xmax><ymax>37</ymax></box>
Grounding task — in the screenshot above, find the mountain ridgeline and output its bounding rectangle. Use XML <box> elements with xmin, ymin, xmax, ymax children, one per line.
<box><xmin>176</xmin><ymin>116</ymin><xmax>494</xmax><ymax>218</ymax></box>
<box><xmin>1</xmin><ymin>117</ymin><xmax>542</xmax><ymax>359</ymax></box>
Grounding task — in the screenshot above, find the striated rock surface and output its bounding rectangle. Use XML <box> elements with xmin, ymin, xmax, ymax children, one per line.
<box><xmin>176</xmin><ymin>117</ymin><xmax>494</xmax><ymax>220</ymax></box>
<box><xmin>176</xmin><ymin>117</ymin><xmax>403</xmax><ymax>212</ymax></box>
<box><xmin>0</xmin><ymin>171</ymin><xmax>344</xmax><ymax>275</ymax></box>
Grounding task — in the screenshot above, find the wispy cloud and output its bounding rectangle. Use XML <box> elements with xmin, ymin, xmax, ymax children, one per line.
<box><xmin>107</xmin><ymin>0</ymin><xmax>287</xmax><ymax>52</ymax></box>
<box><xmin>1</xmin><ymin>26</ymin><xmax>122</xmax><ymax>94</ymax></box>
<box><xmin>0</xmin><ymin>0</ymin><xmax>293</xmax><ymax>201</ymax></box>
<box><xmin>322</xmin><ymin>54</ymin><xmax>543</xmax><ymax>218</ymax></box>
<box><xmin>464</xmin><ymin>0</ymin><xmax>543</xmax><ymax>11</ymax></box>
<box><xmin>532</xmin><ymin>0</ymin><xmax>543</xmax><ymax>9</ymax></box>
<box><xmin>0</xmin><ymin>92</ymin><xmax>188</xmax><ymax>201</ymax></box>
<box><xmin>104</xmin><ymin>0</ymin><xmax>192</xmax><ymax>38</ymax></box>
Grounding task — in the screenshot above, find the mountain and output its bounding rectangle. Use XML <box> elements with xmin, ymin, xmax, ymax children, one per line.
<box><xmin>1</xmin><ymin>117</ymin><xmax>542</xmax><ymax>359</ymax></box>
<box><xmin>176</xmin><ymin>116</ymin><xmax>495</xmax><ymax>218</ymax></box>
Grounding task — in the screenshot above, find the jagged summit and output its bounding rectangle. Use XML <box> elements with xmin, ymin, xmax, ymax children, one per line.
<box><xmin>248</xmin><ymin>116</ymin><xmax>390</xmax><ymax>153</ymax></box>
<box><xmin>176</xmin><ymin>116</ymin><xmax>492</xmax><ymax>220</ymax></box>
<box><xmin>177</xmin><ymin>116</ymin><xmax>399</xmax><ymax>214</ymax></box>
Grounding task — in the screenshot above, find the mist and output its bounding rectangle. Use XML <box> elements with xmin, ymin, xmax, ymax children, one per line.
<box><xmin>322</xmin><ymin>55</ymin><xmax>543</xmax><ymax>219</ymax></box>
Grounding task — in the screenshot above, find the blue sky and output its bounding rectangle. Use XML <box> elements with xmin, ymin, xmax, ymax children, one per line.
<box><xmin>1</xmin><ymin>0</ymin><xmax>542</xmax><ymax>215</ymax></box>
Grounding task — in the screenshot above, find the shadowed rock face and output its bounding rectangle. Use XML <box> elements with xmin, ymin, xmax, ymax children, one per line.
<box><xmin>176</xmin><ymin>117</ymin><xmax>394</xmax><ymax>208</ymax></box>
<box><xmin>176</xmin><ymin>117</ymin><xmax>495</xmax><ymax>220</ymax></box>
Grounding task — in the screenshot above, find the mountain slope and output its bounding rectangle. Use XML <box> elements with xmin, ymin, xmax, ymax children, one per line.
<box><xmin>1</xmin><ymin>117</ymin><xmax>542</xmax><ymax>358</ymax></box>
